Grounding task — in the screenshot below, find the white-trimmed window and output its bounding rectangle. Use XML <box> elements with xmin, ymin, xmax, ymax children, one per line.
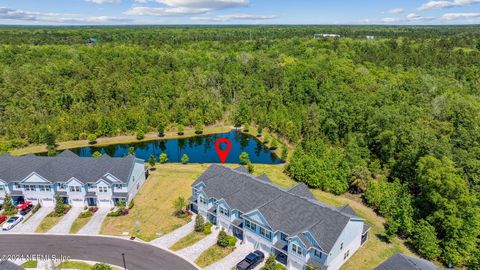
<box><xmin>199</xmin><ymin>196</ymin><xmax>207</xmax><ymax>205</ymax></box>
<box><xmin>340</xmin><ymin>242</ymin><xmax>344</xmax><ymax>250</ymax></box>
<box><xmin>24</xmin><ymin>185</ymin><xmax>36</xmax><ymax>191</ymax></box>
<box><xmin>114</xmin><ymin>184</ymin><xmax>123</xmax><ymax>189</ymax></box>
<box><xmin>40</xmin><ymin>185</ymin><xmax>51</xmax><ymax>192</ymax></box>
<box><xmin>0</xmin><ymin>185</ymin><xmax>4</xmax><ymax>191</ymax></box>
<box><xmin>291</xmin><ymin>243</ymin><xmax>302</xmax><ymax>256</ymax></box>
<box><xmin>219</xmin><ymin>206</ymin><xmax>229</xmax><ymax>216</ymax></box>
<box><xmin>99</xmin><ymin>186</ymin><xmax>108</xmax><ymax>193</ymax></box>
<box><xmin>259</xmin><ymin>227</ymin><xmax>272</xmax><ymax>240</ymax></box>
<box><xmin>58</xmin><ymin>183</ymin><xmax>66</xmax><ymax>190</ymax></box>
<box><xmin>245</xmin><ymin>220</ymin><xmax>256</xmax><ymax>231</ymax></box>
<box><xmin>314</xmin><ymin>249</ymin><xmax>322</xmax><ymax>258</ymax></box>
<box><xmin>69</xmin><ymin>186</ymin><xmax>81</xmax><ymax>192</ymax></box>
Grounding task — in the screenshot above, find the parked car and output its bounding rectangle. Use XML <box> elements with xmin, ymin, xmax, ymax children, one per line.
<box><xmin>2</xmin><ymin>215</ymin><xmax>23</xmax><ymax>231</ymax></box>
<box><xmin>0</xmin><ymin>215</ymin><xmax>7</xmax><ymax>224</ymax></box>
<box><xmin>236</xmin><ymin>250</ymin><xmax>265</xmax><ymax>270</ymax></box>
<box><xmin>20</xmin><ymin>204</ymin><xmax>34</xmax><ymax>216</ymax></box>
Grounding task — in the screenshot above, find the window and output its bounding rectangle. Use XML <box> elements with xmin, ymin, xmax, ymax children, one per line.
<box><xmin>314</xmin><ymin>249</ymin><xmax>322</xmax><ymax>258</ymax></box>
<box><xmin>280</xmin><ymin>232</ymin><xmax>288</xmax><ymax>242</ymax></box>
<box><xmin>69</xmin><ymin>186</ymin><xmax>81</xmax><ymax>192</ymax></box>
<box><xmin>340</xmin><ymin>242</ymin><xmax>343</xmax><ymax>250</ymax></box>
<box><xmin>40</xmin><ymin>185</ymin><xmax>51</xmax><ymax>192</ymax></box>
<box><xmin>0</xmin><ymin>185</ymin><xmax>4</xmax><ymax>191</ymax></box>
<box><xmin>115</xmin><ymin>184</ymin><xmax>123</xmax><ymax>189</ymax></box>
<box><xmin>245</xmin><ymin>220</ymin><xmax>256</xmax><ymax>231</ymax></box>
<box><xmin>58</xmin><ymin>183</ymin><xmax>66</xmax><ymax>190</ymax></box>
<box><xmin>291</xmin><ymin>244</ymin><xmax>302</xmax><ymax>256</ymax></box>
<box><xmin>99</xmin><ymin>186</ymin><xmax>108</xmax><ymax>193</ymax></box>
<box><xmin>199</xmin><ymin>196</ymin><xmax>207</xmax><ymax>205</ymax></box>
<box><xmin>24</xmin><ymin>185</ymin><xmax>35</xmax><ymax>191</ymax></box>
<box><xmin>344</xmin><ymin>250</ymin><xmax>350</xmax><ymax>260</ymax></box>
<box><xmin>219</xmin><ymin>207</ymin><xmax>229</xmax><ymax>216</ymax></box>
<box><xmin>259</xmin><ymin>227</ymin><xmax>272</xmax><ymax>240</ymax></box>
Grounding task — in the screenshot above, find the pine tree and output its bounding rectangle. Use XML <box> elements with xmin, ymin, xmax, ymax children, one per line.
<box><xmin>194</xmin><ymin>215</ymin><xmax>205</xmax><ymax>232</ymax></box>
<box><xmin>2</xmin><ymin>194</ymin><xmax>17</xmax><ymax>215</ymax></box>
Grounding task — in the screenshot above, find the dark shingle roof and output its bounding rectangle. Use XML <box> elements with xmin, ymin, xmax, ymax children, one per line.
<box><xmin>0</xmin><ymin>153</ymin><xmax>137</xmax><ymax>184</ymax></box>
<box><xmin>192</xmin><ymin>165</ymin><xmax>361</xmax><ymax>253</ymax></box>
<box><xmin>256</xmin><ymin>174</ymin><xmax>272</xmax><ymax>183</ymax></box>
<box><xmin>234</xmin><ymin>166</ymin><xmax>249</xmax><ymax>173</ymax></box>
<box><xmin>0</xmin><ymin>261</ymin><xmax>25</xmax><ymax>270</ymax></box>
<box><xmin>337</xmin><ymin>205</ymin><xmax>358</xmax><ymax>216</ymax></box>
<box><xmin>375</xmin><ymin>253</ymin><xmax>439</xmax><ymax>270</ymax></box>
<box><xmin>288</xmin><ymin>183</ymin><xmax>316</xmax><ymax>200</ymax></box>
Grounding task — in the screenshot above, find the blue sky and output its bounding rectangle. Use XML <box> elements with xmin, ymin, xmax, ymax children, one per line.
<box><xmin>0</xmin><ymin>0</ymin><xmax>479</xmax><ymax>25</ymax></box>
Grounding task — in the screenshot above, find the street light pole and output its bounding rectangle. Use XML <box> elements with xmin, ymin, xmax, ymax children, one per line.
<box><xmin>122</xmin><ymin>253</ymin><xmax>127</xmax><ymax>270</ymax></box>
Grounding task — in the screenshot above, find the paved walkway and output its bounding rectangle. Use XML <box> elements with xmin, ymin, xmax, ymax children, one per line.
<box><xmin>77</xmin><ymin>208</ymin><xmax>109</xmax><ymax>235</ymax></box>
<box><xmin>204</xmin><ymin>242</ymin><xmax>253</xmax><ymax>270</ymax></box>
<box><xmin>151</xmin><ymin>215</ymin><xmax>196</xmax><ymax>249</ymax></box>
<box><xmin>12</xmin><ymin>206</ymin><xmax>53</xmax><ymax>233</ymax></box>
<box><xmin>48</xmin><ymin>207</ymin><xmax>83</xmax><ymax>234</ymax></box>
<box><xmin>177</xmin><ymin>227</ymin><xmax>220</xmax><ymax>262</ymax></box>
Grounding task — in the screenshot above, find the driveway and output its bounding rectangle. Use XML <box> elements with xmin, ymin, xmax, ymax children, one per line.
<box><xmin>48</xmin><ymin>207</ymin><xmax>83</xmax><ymax>234</ymax></box>
<box><xmin>77</xmin><ymin>207</ymin><xmax>109</xmax><ymax>235</ymax></box>
<box><xmin>0</xmin><ymin>234</ymin><xmax>197</xmax><ymax>270</ymax></box>
<box><xmin>11</xmin><ymin>206</ymin><xmax>53</xmax><ymax>233</ymax></box>
<box><xmin>204</xmin><ymin>242</ymin><xmax>253</xmax><ymax>270</ymax></box>
<box><xmin>151</xmin><ymin>215</ymin><xmax>196</xmax><ymax>249</ymax></box>
<box><xmin>177</xmin><ymin>227</ymin><xmax>220</xmax><ymax>262</ymax></box>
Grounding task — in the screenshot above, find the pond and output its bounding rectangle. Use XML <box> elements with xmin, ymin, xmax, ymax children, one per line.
<box><xmin>57</xmin><ymin>131</ymin><xmax>283</xmax><ymax>164</ymax></box>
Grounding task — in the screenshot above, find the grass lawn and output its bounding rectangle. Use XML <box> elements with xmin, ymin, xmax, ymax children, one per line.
<box><xmin>100</xmin><ymin>164</ymin><xmax>207</xmax><ymax>241</ymax></box>
<box><xmin>195</xmin><ymin>244</ymin><xmax>236</xmax><ymax>268</ymax></box>
<box><xmin>21</xmin><ymin>261</ymin><xmax>37</xmax><ymax>268</ymax></box>
<box><xmin>35</xmin><ymin>215</ymin><xmax>62</xmax><ymax>233</ymax></box>
<box><xmin>170</xmin><ymin>231</ymin><xmax>208</xmax><ymax>251</ymax></box>
<box><xmin>70</xmin><ymin>215</ymin><xmax>93</xmax><ymax>234</ymax></box>
<box><xmin>57</xmin><ymin>261</ymin><xmax>92</xmax><ymax>270</ymax></box>
<box><xmin>10</xmin><ymin>124</ymin><xmax>231</xmax><ymax>156</ymax></box>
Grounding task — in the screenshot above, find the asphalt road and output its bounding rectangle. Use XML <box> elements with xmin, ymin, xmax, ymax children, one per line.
<box><xmin>0</xmin><ymin>234</ymin><xmax>197</xmax><ymax>270</ymax></box>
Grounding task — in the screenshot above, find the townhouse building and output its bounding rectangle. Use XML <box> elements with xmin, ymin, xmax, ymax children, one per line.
<box><xmin>0</xmin><ymin>150</ymin><xmax>146</xmax><ymax>208</ymax></box>
<box><xmin>189</xmin><ymin>165</ymin><xmax>370</xmax><ymax>270</ymax></box>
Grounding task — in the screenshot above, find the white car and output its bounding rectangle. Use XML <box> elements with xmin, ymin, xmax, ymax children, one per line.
<box><xmin>2</xmin><ymin>215</ymin><xmax>23</xmax><ymax>231</ymax></box>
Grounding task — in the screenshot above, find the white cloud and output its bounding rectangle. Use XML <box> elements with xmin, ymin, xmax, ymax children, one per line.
<box><xmin>419</xmin><ymin>0</ymin><xmax>480</xmax><ymax>11</ymax></box>
<box><xmin>86</xmin><ymin>0</ymin><xmax>122</xmax><ymax>4</ymax></box>
<box><xmin>380</xmin><ymin>17</ymin><xmax>401</xmax><ymax>23</ymax></box>
<box><xmin>0</xmin><ymin>7</ymin><xmax>132</xmax><ymax>24</ymax></box>
<box><xmin>441</xmin><ymin>12</ymin><xmax>480</xmax><ymax>19</ymax></box>
<box><xmin>126</xmin><ymin>0</ymin><xmax>249</xmax><ymax>16</ymax></box>
<box><xmin>192</xmin><ymin>13</ymin><xmax>276</xmax><ymax>21</ymax></box>
<box><xmin>406</xmin><ymin>13</ymin><xmax>435</xmax><ymax>21</ymax></box>
<box><xmin>388</xmin><ymin>8</ymin><xmax>404</xmax><ymax>14</ymax></box>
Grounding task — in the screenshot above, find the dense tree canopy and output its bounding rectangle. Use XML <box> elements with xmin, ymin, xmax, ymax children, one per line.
<box><xmin>0</xmin><ymin>26</ymin><xmax>479</xmax><ymax>267</ymax></box>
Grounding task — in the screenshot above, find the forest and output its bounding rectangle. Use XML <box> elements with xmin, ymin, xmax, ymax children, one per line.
<box><xmin>0</xmin><ymin>26</ymin><xmax>479</xmax><ymax>268</ymax></box>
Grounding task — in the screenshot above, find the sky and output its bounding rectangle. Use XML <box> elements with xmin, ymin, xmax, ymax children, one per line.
<box><xmin>0</xmin><ymin>0</ymin><xmax>479</xmax><ymax>25</ymax></box>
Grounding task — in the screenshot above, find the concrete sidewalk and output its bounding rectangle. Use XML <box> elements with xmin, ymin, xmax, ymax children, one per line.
<box><xmin>151</xmin><ymin>215</ymin><xmax>196</xmax><ymax>249</ymax></box>
<box><xmin>48</xmin><ymin>207</ymin><xmax>83</xmax><ymax>234</ymax></box>
<box><xmin>77</xmin><ymin>208</ymin><xmax>109</xmax><ymax>235</ymax></box>
<box><xmin>177</xmin><ymin>227</ymin><xmax>220</xmax><ymax>262</ymax></box>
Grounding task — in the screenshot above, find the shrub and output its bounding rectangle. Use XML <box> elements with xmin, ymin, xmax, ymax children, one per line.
<box><xmin>159</xmin><ymin>153</ymin><xmax>168</xmax><ymax>164</ymax></box>
<box><xmin>270</xmin><ymin>139</ymin><xmax>279</xmax><ymax>150</ymax></box>
<box><xmin>263</xmin><ymin>133</ymin><xmax>270</xmax><ymax>144</ymax></box>
<box><xmin>54</xmin><ymin>194</ymin><xmax>65</xmax><ymax>216</ymax></box>
<box><xmin>148</xmin><ymin>155</ymin><xmax>156</xmax><ymax>168</ymax></box>
<box><xmin>32</xmin><ymin>203</ymin><xmax>41</xmax><ymax>214</ymax></box>
<box><xmin>247</xmin><ymin>162</ymin><xmax>254</xmax><ymax>174</ymax></box>
<box><xmin>239</xmin><ymin>152</ymin><xmax>250</xmax><ymax>165</ymax></box>
<box><xmin>79</xmin><ymin>132</ymin><xmax>88</xmax><ymax>140</ymax></box>
<box><xmin>257</xmin><ymin>126</ymin><xmax>263</xmax><ymax>137</ymax></box>
<box><xmin>181</xmin><ymin>154</ymin><xmax>189</xmax><ymax>164</ymax></box>
<box><xmin>128</xmin><ymin>146</ymin><xmax>135</xmax><ymax>155</ymax></box>
<box><xmin>204</xmin><ymin>222</ymin><xmax>213</xmax><ymax>235</ymax></box>
<box><xmin>217</xmin><ymin>228</ymin><xmax>229</xmax><ymax>247</ymax></box>
<box><xmin>88</xmin><ymin>134</ymin><xmax>97</xmax><ymax>144</ymax></box>
<box><xmin>128</xmin><ymin>200</ymin><xmax>134</xmax><ymax>209</ymax></box>
<box><xmin>89</xmin><ymin>206</ymin><xmax>98</xmax><ymax>213</ymax></box>
<box><xmin>136</xmin><ymin>130</ymin><xmax>145</xmax><ymax>140</ymax></box>
<box><xmin>195</xmin><ymin>122</ymin><xmax>204</xmax><ymax>134</ymax></box>
<box><xmin>79</xmin><ymin>211</ymin><xmax>93</xmax><ymax>218</ymax></box>
<box><xmin>91</xmin><ymin>263</ymin><xmax>112</xmax><ymax>270</ymax></box>
<box><xmin>92</xmin><ymin>151</ymin><xmax>102</xmax><ymax>158</ymax></box>
<box><xmin>243</xmin><ymin>123</ymin><xmax>250</xmax><ymax>132</ymax></box>
<box><xmin>281</xmin><ymin>146</ymin><xmax>288</xmax><ymax>161</ymax></box>
<box><xmin>173</xmin><ymin>196</ymin><xmax>188</xmax><ymax>216</ymax></box>
<box><xmin>2</xmin><ymin>195</ymin><xmax>17</xmax><ymax>215</ymax></box>
<box><xmin>157</xmin><ymin>121</ymin><xmax>166</xmax><ymax>137</ymax></box>
<box><xmin>177</xmin><ymin>124</ymin><xmax>184</xmax><ymax>135</ymax></box>
<box><xmin>227</xmin><ymin>235</ymin><xmax>237</xmax><ymax>247</ymax></box>
<box><xmin>195</xmin><ymin>215</ymin><xmax>205</xmax><ymax>232</ymax></box>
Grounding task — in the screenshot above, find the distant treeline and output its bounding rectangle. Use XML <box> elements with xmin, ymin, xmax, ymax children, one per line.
<box><xmin>0</xmin><ymin>26</ymin><xmax>479</xmax><ymax>268</ymax></box>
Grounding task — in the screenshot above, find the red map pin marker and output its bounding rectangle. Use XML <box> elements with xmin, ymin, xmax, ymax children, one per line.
<box><xmin>215</xmin><ymin>138</ymin><xmax>232</xmax><ymax>164</ymax></box>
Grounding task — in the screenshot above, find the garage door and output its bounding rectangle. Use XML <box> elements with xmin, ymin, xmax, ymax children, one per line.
<box><xmin>40</xmin><ymin>198</ymin><xmax>55</xmax><ymax>206</ymax></box>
